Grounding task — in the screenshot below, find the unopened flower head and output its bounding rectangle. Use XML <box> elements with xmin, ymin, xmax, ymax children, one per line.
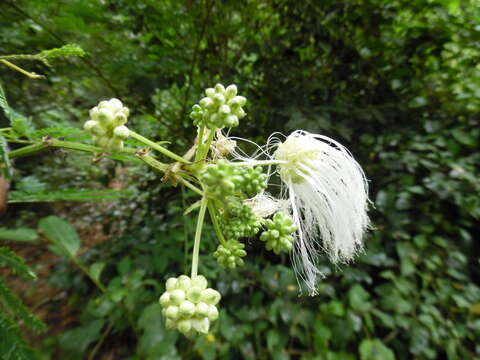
<box><xmin>273</xmin><ymin>130</ymin><xmax>370</xmax><ymax>295</ymax></box>
<box><xmin>84</xmin><ymin>98</ymin><xmax>130</xmax><ymax>152</ymax></box>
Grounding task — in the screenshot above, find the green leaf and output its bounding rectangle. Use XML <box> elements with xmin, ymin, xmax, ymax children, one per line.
<box><xmin>267</xmin><ymin>329</ymin><xmax>280</xmax><ymax>350</ymax></box>
<box><xmin>9</xmin><ymin>188</ymin><xmax>133</xmax><ymax>203</ymax></box>
<box><xmin>89</xmin><ymin>262</ymin><xmax>105</xmax><ymax>284</ymax></box>
<box><xmin>39</xmin><ymin>44</ymin><xmax>85</xmax><ymax>60</ymax></box>
<box><xmin>38</xmin><ymin>216</ymin><xmax>80</xmax><ymax>258</ymax></box>
<box><xmin>58</xmin><ymin>319</ymin><xmax>104</xmax><ymax>354</ymax></box>
<box><xmin>0</xmin><ymin>247</ymin><xmax>37</xmax><ymax>279</ymax></box>
<box><xmin>0</xmin><ymin>278</ymin><xmax>46</xmax><ymax>332</ymax></box>
<box><xmin>0</xmin><ymin>227</ymin><xmax>38</xmax><ymax>242</ymax></box>
<box><xmin>348</xmin><ymin>284</ymin><xmax>371</xmax><ymax>312</ymax></box>
<box><xmin>0</xmin><ymin>81</ymin><xmax>11</xmax><ymax>121</ymax></box>
<box><xmin>359</xmin><ymin>338</ymin><xmax>395</xmax><ymax>360</ymax></box>
<box><xmin>0</xmin><ymin>311</ymin><xmax>36</xmax><ymax>360</ymax></box>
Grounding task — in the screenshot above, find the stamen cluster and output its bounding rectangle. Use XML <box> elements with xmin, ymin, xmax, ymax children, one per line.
<box><xmin>213</xmin><ymin>240</ymin><xmax>247</xmax><ymax>268</ymax></box>
<box><xmin>159</xmin><ymin>275</ymin><xmax>220</xmax><ymax>336</ymax></box>
<box><xmin>84</xmin><ymin>98</ymin><xmax>130</xmax><ymax>152</ymax></box>
<box><xmin>189</xmin><ymin>84</ymin><xmax>246</xmax><ymax>129</ymax></box>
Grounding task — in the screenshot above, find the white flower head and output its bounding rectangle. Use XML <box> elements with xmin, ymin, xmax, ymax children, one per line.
<box><xmin>273</xmin><ymin>130</ymin><xmax>370</xmax><ymax>295</ymax></box>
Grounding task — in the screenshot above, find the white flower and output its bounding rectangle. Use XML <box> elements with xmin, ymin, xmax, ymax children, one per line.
<box><xmin>272</xmin><ymin>130</ymin><xmax>370</xmax><ymax>295</ymax></box>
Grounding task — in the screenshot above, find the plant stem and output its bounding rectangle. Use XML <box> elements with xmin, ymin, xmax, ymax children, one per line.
<box><xmin>129</xmin><ymin>130</ymin><xmax>189</xmax><ymax>164</ymax></box>
<box><xmin>0</xmin><ymin>59</ymin><xmax>45</xmax><ymax>79</ymax></box>
<box><xmin>207</xmin><ymin>201</ymin><xmax>227</xmax><ymax>246</ymax></box>
<box><xmin>8</xmin><ymin>139</ymin><xmax>135</xmax><ymax>159</ymax></box>
<box><xmin>191</xmin><ymin>196</ymin><xmax>208</xmax><ymax>278</ymax></box>
<box><xmin>177</xmin><ymin>176</ymin><xmax>204</xmax><ymax>196</ymax></box>
<box><xmin>195</xmin><ymin>126</ymin><xmax>205</xmax><ymax>162</ymax></box>
<box><xmin>135</xmin><ymin>153</ymin><xmax>170</xmax><ymax>173</ymax></box>
<box><xmin>199</xmin><ymin>127</ymin><xmax>216</xmax><ymax>160</ymax></box>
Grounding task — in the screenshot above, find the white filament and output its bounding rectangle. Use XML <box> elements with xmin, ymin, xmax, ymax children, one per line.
<box><xmin>274</xmin><ymin>130</ymin><xmax>370</xmax><ymax>295</ymax></box>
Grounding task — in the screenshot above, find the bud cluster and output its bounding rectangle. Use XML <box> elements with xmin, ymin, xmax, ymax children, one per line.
<box><xmin>213</xmin><ymin>240</ymin><xmax>247</xmax><ymax>268</ymax></box>
<box><xmin>84</xmin><ymin>98</ymin><xmax>130</xmax><ymax>152</ymax></box>
<box><xmin>260</xmin><ymin>212</ymin><xmax>297</xmax><ymax>254</ymax></box>
<box><xmin>200</xmin><ymin>161</ymin><xmax>267</xmax><ymax>199</ymax></box>
<box><xmin>220</xmin><ymin>197</ymin><xmax>262</xmax><ymax>240</ymax></box>
<box><xmin>190</xmin><ymin>84</ymin><xmax>247</xmax><ymax>129</ymax></box>
<box><xmin>159</xmin><ymin>275</ymin><xmax>221</xmax><ymax>336</ymax></box>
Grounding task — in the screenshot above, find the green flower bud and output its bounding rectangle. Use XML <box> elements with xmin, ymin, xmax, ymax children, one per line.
<box><xmin>108</xmin><ymin>138</ymin><xmax>123</xmax><ymax>152</ymax></box>
<box><xmin>225</xmin><ymin>84</ymin><xmax>237</xmax><ymax>99</ymax></box>
<box><xmin>186</xmin><ymin>286</ymin><xmax>203</xmax><ymax>303</ymax></box>
<box><xmin>201</xmin><ymin>288</ymin><xmax>221</xmax><ymax>305</ymax></box>
<box><xmin>215</xmin><ymin>83</ymin><xmax>226</xmax><ymax>93</ymax></box>
<box><xmin>165</xmin><ymin>306</ymin><xmax>179</xmax><ymax>319</ymax></box>
<box><xmin>177</xmin><ymin>319</ymin><xmax>192</xmax><ymax>334</ymax></box>
<box><xmin>192</xmin><ymin>318</ymin><xmax>210</xmax><ymax>334</ymax></box>
<box><xmin>179</xmin><ymin>300</ymin><xmax>196</xmax><ymax>317</ymax></box>
<box><xmin>213</xmin><ymin>240</ymin><xmax>247</xmax><ymax>269</ymax></box>
<box><xmin>205</xmin><ymin>88</ymin><xmax>216</xmax><ymax>98</ymax></box>
<box><xmin>207</xmin><ymin>306</ymin><xmax>219</xmax><ymax>321</ymax></box>
<box><xmin>260</xmin><ymin>212</ymin><xmax>297</xmax><ymax>254</ymax></box>
<box><xmin>195</xmin><ymin>302</ymin><xmax>209</xmax><ymax>317</ymax></box>
<box><xmin>170</xmin><ymin>289</ymin><xmax>186</xmax><ymax>305</ymax></box>
<box><xmin>113</xmin><ymin>125</ymin><xmax>130</xmax><ymax>139</ymax></box>
<box><xmin>191</xmin><ymin>275</ymin><xmax>208</xmax><ymax>289</ymax></box>
<box><xmin>166</xmin><ymin>277</ymin><xmax>177</xmax><ymax>291</ymax></box>
<box><xmin>159</xmin><ymin>292</ymin><xmax>170</xmax><ymax>306</ymax></box>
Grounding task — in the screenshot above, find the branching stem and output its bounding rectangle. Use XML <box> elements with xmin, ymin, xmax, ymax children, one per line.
<box><xmin>129</xmin><ymin>130</ymin><xmax>189</xmax><ymax>164</ymax></box>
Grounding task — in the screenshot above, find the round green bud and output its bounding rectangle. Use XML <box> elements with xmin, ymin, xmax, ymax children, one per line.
<box><xmin>201</xmin><ymin>288</ymin><xmax>221</xmax><ymax>305</ymax></box>
<box><xmin>170</xmin><ymin>289</ymin><xmax>186</xmax><ymax>305</ymax></box>
<box><xmin>177</xmin><ymin>319</ymin><xmax>192</xmax><ymax>334</ymax></box>
<box><xmin>108</xmin><ymin>138</ymin><xmax>124</xmax><ymax>152</ymax></box>
<box><xmin>192</xmin><ymin>318</ymin><xmax>210</xmax><ymax>334</ymax></box>
<box><xmin>260</xmin><ymin>212</ymin><xmax>297</xmax><ymax>254</ymax></box>
<box><xmin>177</xmin><ymin>275</ymin><xmax>191</xmax><ymax>290</ymax></box>
<box><xmin>186</xmin><ymin>286</ymin><xmax>203</xmax><ymax>303</ymax></box>
<box><xmin>179</xmin><ymin>301</ymin><xmax>196</xmax><ymax>317</ymax></box>
<box><xmin>159</xmin><ymin>292</ymin><xmax>170</xmax><ymax>306</ymax></box>
<box><xmin>205</xmin><ymin>88</ymin><xmax>216</xmax><ymax>98</ymax></box>
<box><xmin>165</xmin><ymin>306</ymin><xmax>179</xmax><ymax>320</ymax></box>
<box><xmin>213</xmin><ymin>93</ymin><xmax>226</xmax><ymax>105</ymax></box>
<box><xmin>215</xmin><ymin>83</ymin><xmax>226</xmax><ymax>93</ymax></box>
<box><xmin>225</xmin><ymin>84</ymin><xmax>237</xmax><ymax>99</ymax></box>
<box><xmin>113</xmin><ymin>125</ymin><xmax>130</xmax><ymax>139</ymax></box>
<box><xmin>165</xmin><ymin>277</ymin><xmax>177</xmax><ymax>291</ymax></box>
<box><xmin>191</xmin><ymin>275</ymin><xmax>207</xmax><ymax>289</ymax></box>
<box><xmin>207</xmin><ymin>306</ymin><xmax>219</xmax><ymax>321</ymax></box>
<box><xmin>165</xmin><ymin>319</ymin><xmax>176</xmax><ymax>330</ymax></box>
<box><xmin>114</xmin><ymin>113</ymin><xmax>127</xmax><ymax>126</ymax></box>
<box><xmin>195</xmin><ymin>302</ymin><xmax>209</xmax><ymax>317</ymax></box>
<box><xmin>89</xmin><ymin>107</ymin><xmax>100</xmax><ymax>121</ymax></box>
<box><xmin>98</xmin><ymin>108</ymin><xmax>113</xmax><ymax>126</ymax></box>
<box><xmin>199</xmin><ymin>97</ymin><xmax>214</xmax><ymax>109</ymax></box>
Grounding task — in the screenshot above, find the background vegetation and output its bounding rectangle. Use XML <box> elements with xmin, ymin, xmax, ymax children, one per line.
<box><xmin>1</xmin><ymin>0</ymin><xmax>479</xmax><ymax>359</ymax></box>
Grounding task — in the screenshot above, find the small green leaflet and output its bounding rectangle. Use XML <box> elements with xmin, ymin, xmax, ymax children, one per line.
<box><xmin>38</xmin><ymin>216</ymin><xmax>80</xmax><ymax>258</ymax></box>
<box><xmin>0</xmin><ymin>227</ymin><xmax>38</xmax><ymax>242</ymax></box>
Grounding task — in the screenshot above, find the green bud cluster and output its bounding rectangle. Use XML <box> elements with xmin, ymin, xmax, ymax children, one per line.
<box><xmin>213</xmin><ymin>240</ymin><xmax>247</xmax><ymax>268</ymax></box>
<box><xmin>236</xmin><ymin>166</ymin><xmax>268</xmax><ymax>198</ymax></box>
<box><xmin>190</xmin><ymin>84</ymin><xmax>247</xmax><ymax>129</ymax></box>
<box><xmin>260</xmin><ymin>212</ymin><xmax>297</xmax><ymax>254</ymax></box>
<box><xmin>220</xmin><ymin>197</ymin><xmax>262</xmax><ymax>240</ymax></box>
<box><xmin>84</xmin><ymin>98</ymin><xmax>130</xmax><ymax>152</ymax></box>
<box><xmin>159</xmin><ymin>275</ymin><xmax>221</xmax><ymax>336</ymax></box>
<box><xmin>200</xmin><ymin>161</ymin><xmax>267</xmax><ymax>199</ymax></box>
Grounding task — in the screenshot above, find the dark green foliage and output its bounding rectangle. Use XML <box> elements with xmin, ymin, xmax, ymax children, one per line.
<box><xmin>0</xmin><ymin>0</ymin><xmax>479</xmax><ymax>359</ymax></box>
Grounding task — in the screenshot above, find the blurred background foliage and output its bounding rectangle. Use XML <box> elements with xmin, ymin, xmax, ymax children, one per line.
<box><xmin>0</xmin><ymin>0</ymin><xmax>479</xmax><ymax>359</ymax></box>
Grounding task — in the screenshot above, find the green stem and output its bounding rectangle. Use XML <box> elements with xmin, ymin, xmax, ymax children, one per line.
<box><xmin>135</xmin><ymin>153</ymin><xmax>170</xmax><ymax>173</ymax></box>
<box><xmin>0</xmin><ymin>59</ymin><xmax>44</xmax><ymax>79</ymax></box>
<box><xmin>191</xmin><ymin>196</ymin><xmax>208</xmax><ymax>278</ymax></box>
<box><xmin>129</xmin><ymin>130</ymin><xmax>189</xmax><ymax>164</ymax></box>
<box><xmin>195</xmin><ymin>126</ymin><xmax>205</xmax><ymax>162</ymax></box>
<box><xmin>201</xmin><ymin>128</ymin><xmax>216</xmax><ymax>160</ymax></box>
<box><xmin>8</xmin><ymin>139</ymin><xmax>136</xmax><ymax>159</ymax></box>
<box><xmin>207</xmin><ymin>201</ymin><xmax>227</xmax><ymax>246</ymax></box>
<box><xmin>177</xmin><ymin>176</ymin><xmax>204</xmax><ymax>196</ymax></box>
<box><xmin>7</xmin><ymin>143</ymin><xmax>47</xmax><ymax>158</ymax></box>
